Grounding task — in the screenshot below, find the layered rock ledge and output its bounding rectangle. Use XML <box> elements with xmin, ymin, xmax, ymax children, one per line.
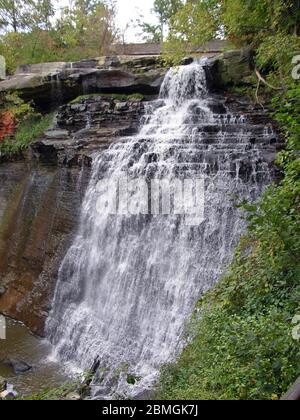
<box><xmin>0</xmin><ymin>49</ymin><xmax>255</xmax><ymax>110</ymax></box>
<box><xmin>0</xmin><ymin>57</ymin><xmax>165</xmax><ymax>110</ymax></box>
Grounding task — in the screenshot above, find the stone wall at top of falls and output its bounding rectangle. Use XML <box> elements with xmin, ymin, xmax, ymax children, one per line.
<box><xmin>0</xmin><ymin>57</ymin><xmax>166</xmax><ymax>111</ymax></box>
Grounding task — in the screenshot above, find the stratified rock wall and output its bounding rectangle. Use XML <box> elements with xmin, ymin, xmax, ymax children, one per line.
<box><xmin>0</xmin><ymin>161</ymin><xmax>89</xmax><ymax>335</ymax></box>
<box><xmin>0</xmin><ymin>58</ymin><xmax>165</xmax><ymax>110</ymax></box>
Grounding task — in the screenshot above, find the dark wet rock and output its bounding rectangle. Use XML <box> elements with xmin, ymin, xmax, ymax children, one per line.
<box><xmin>31</xmin><ymin>96</ymin><xmax>145</xmax><ymax>167</ymax></box>
<box><xmin>205</xmin><ymin>48</ymin><xmax>255</xmax><ymax>90</ymax></box>
<box><xmin>0</xmin><ymin>376</ymin><xmax>7</xmax><ymax>392</ymax></box>
<box><xmin>0</xmin><ymin>161</ymin><xmax>89</xmax><ymax>335</ymax></box>
<box><xmin>0</xmin><ymin>51</ymin><xmax>256</xmax><ymax>111</ymax></box>
<box><xmin>181</xmin><ymin>57</ymin><xmax>194</xmax><ymax>65</ymax></box>
<box><xmin>3</xmin><ymin>358</ymin><xmax>32</xmax><ymax>374</ymax></box>
<box><xmin>44</xmin><ymin>129</ymin><xmax>70</xmax><ymax>140</ymax></box>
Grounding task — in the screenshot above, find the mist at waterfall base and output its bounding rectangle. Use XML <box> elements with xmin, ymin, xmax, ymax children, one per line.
<box><xmin>46</xmin><ymin>61</ymin><xmax>275</xmax><ymax>398</ymax></box>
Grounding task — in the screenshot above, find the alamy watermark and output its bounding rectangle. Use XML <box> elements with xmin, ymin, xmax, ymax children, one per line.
<box><xmin>292</xmin><ymin>55</ymin><xmax>300</xmax><ymax>80</ymax></box>
<box><xmin>0</xmin><ymin>315</ymin><xmax>6</xmax><ymax>340</ymax></box>
<box><xmin>96</xmin><ymin>177</ymin><xmax>205</xmax><ymax>226</ymax></box>
<box><xmin>0</xmin><ymin>55</ymin><xmax>6</xmax><ymax>80</ymax></box>
<box><xmin>292</xmin><ymin>315</ymin><xmax>300</xmax><ymax>341</ymax></box>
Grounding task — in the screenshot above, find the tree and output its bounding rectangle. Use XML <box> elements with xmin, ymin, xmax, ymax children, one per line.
<box><xmin>153</xmin><ymin>0</ymin><xmax>183</xmax><ymax>41</ymax></box>
<box><xmin>222</xmin><ymin>0</ymin><xmax>300</xmax><ymax>44</ymax></box>
<box><xmin>139</xmin><ymin>0</ymin><xmax>183</xmax><ymax>43</ymax></box>
<box><xmin>29</xmin><ymin>0</ymin><xmax>55</xmax><ymax>30</ymax></box>
<box><xmin>0</xmin><ymin>0</ymin><xmax>54</xmax><ymax>33</ymax></box>
<box><xmin>56</xmin><ymin>0</ymin><xmax>117</xmax><ymax>56</ymax></box>
<box><xmin>0</xmin><ymin>0</ymin><xmax>30</xmax><ymax>32</ymax></box>
<box><xmin>137</xmin><ymin>20</ymin><xmax>161</xmax><ymax>43</ymax></box>
<box><xmin>165</xmin><ymin>1</ymin><xmax>300</xmax><ymax>63</ymax></box>
<box><xmin>165</xmin><ymin>0</ymin><xmax>221</xmax><ymax>60</ymax></box>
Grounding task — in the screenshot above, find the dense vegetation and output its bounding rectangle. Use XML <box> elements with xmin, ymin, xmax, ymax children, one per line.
<box><xmin>0</xmin><ymin>93</ymin><xmax>53</xmax><ymax>157</ymax></box>
<box><xmin>0</xmin><ymin>0</ymin><xmax>117</xmax><ymax>74</ymax></box>
<box><xmin>158</xmin><ymin>0</ymin><xmax>300</xmax><ymax>400</ymax></box>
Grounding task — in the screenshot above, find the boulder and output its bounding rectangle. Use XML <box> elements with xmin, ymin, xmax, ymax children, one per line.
<box><xmin>3</xmin><ymin>358</ymin><xmax>32</xmax><ymax>374</ymax></box>
<box><xmin>206</xmin><ymin>48</ymin><xmax>255</xmax><ymax>90</ymax></box>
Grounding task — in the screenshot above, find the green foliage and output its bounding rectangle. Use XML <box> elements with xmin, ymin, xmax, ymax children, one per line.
<box><xmin>222</xmin><ymin>0</ymin><xmax>300</xmax><ymax>44</ymax></box>
<box><xmin>0</xmin><ymin>1</ymin><xmax>118</xmax><ymax>73</ymax></box>
<box><xmin>256</xmin><ymin>34</ymin><xmax>300</xmax><ymax>90</ymax></box>
<box><xmin>56</xmin><ymin>0</ymin><xmax>117</xmax><ymax>57</ymax></box>
<box><xmin>164</xmin><ymin>0</ymin><xmax>300</xmax><ymax>62</ymax></box>
<box><xmin>137</xmin><ymin>22</ymin><xmax>162</xmax><ymax>44</ymax></box>
<box><xmin>165</xmin><ymin>0</ymin><xmax>221</xmax><ymax>59</ymax></box>
<box><xmin>138</xmin><ymin>0</ymin><xmax>183</xmax><ymax>43</ymax></box>
<box><xmin>127</xmin><ymin>374</ymin><xmax>139</xmax><ymax>385</ymax></box>
<box><xmin>0</xmin><ymin>92</ymin><xmax>34</xmax><ymax>117</ymax></box>
<box><xmin>0</xmin><ymin>113</ymin><xmax>53</xmax><ymax>156</ymax></box>
<box><xmin>0</xmin><ymin>0</ymin><xmax>54</xmax><ymax>33</ymax></box>
<box><xmin>159</xmin><ymin>305</ymin><xmax>299</xmax><ymax>400</ymax></box>
<box><xmin>0</xmin><ymin>91</ymin><xmax>53</xmax><ymax>158</ymax></box>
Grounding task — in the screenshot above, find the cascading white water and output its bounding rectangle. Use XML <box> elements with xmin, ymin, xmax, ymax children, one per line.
<box><xmin>46</xmin><ymin>61</ymin><xmax>275</xmax><ymax>398</ymax></box>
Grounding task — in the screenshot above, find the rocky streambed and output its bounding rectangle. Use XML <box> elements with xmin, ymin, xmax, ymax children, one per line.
<box><xmin>0</xmin><ymin>318</ymin><xmax>69</xmax><ymax>397</ymax></box>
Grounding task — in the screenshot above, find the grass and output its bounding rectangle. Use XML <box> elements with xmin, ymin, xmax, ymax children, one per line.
<box><xmin>0</xmin><ymin>113</ymin><xmax>53</xmax><ymax>157</ymax></box>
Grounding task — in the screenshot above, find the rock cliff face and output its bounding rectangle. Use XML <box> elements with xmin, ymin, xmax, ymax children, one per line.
<box><xmin>0</xmin><ymin>57</ymin><xmax>165</xmax><ymax>110</ymax></box>
<box><xmin>32</xmin><ymin>96</ymin><xmax>145</xmax><ymax>167</ymax></box>
<box><xmin>0</xmin><ymin>162</ymin><xmax>88</xmax><ymax>335</ymax></box>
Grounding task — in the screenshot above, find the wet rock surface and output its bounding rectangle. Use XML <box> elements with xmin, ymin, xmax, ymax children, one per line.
<box><xmin>32</xmin><ymin>96</ymin><xmax>145</xmax><ymax>167</ymax></box>
<box><xmin>205</xmin><ymin>48</ymin><xmax>254</xmax><ymax>89</ymax></box>
<box><xmin>2</xmin><ymin>358</ymin><xmax>32</xmax><ymax>375</ymax></box>
<box><xmin>0</xmin><ymin>50</ymin><xmax>255</xmax><ymax>111</ymax></box>
<box><xmin>0</xmin><ymin>161</ymin><xmax>89</xmax><ymax>335</ymax></box>
<box><xmin>0</xmin><ymin>94</ymin><xmax>146</xmax><ymax>335</ymax></box>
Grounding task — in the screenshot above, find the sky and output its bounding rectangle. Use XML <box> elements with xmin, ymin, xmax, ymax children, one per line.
<box><xmin>116</xmin><ymin>0</ymin><xmax>155</xmax><ymax>41</ymax></box>
<box><xmin>55</xmin><ymin>0</ymin><xmax>156</xmax><ymax>42</ymax></box>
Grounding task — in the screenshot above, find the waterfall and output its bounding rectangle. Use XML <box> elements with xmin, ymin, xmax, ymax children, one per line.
<box><xmin>46</xmin><ymin>61</ymin><xmax>276</xmax><ymax>398</ymax></box>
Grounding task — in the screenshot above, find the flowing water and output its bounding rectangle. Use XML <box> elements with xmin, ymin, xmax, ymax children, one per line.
<box><xmin>46</xmin><ymin>61</ymin><xmax>277</xmax><ymax>398</ymax></box>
